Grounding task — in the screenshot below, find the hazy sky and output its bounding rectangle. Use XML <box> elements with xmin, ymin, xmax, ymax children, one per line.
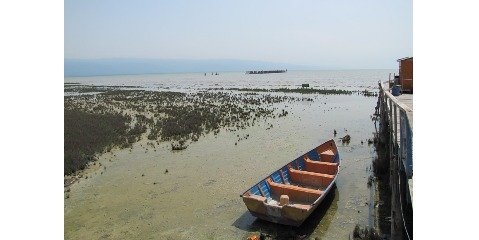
<box><xmin>65</xmin><ymin>0</ymin><xmax>412</xmax><ymax>69</ymax></box>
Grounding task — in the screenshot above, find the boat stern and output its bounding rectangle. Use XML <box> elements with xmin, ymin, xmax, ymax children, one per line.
<box><xmin>242</xmin><ymin>193</ymin><xmax>314</xmax><ymax>227</ymax></box>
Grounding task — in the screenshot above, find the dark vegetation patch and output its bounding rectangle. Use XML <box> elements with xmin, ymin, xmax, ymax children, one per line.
<box><xmin>372</xmin><ymin>121</ymin><xmax>392</xmax><ymax>236</ymax></box>
<box><xmin>64</xmin><ymin>109</ymin><xmax>145</xmax><ymax>175</ymax></box>
<box><xmin>374</xmin><ymin>155</ymin><xmax>392</xmax><ymax>236</ymax></box>
<box><xmin>227</xmin><ymin>87</ymin><xmax>353</xmax><ymax>95</ymax></box>
<box><xmin>228</xmin><ymin>88</ymin><xmax>271</xmax><ymax>92</ymax></box>
<box><xmin>64</xmin><ymin>85</ymin><xmax>109</xmax><ymax>93</ymax></box>
<box><xmin>64</xmin><ymin>87</ymin><xmax>309</xmax><ymax>175</ymax></box>
<box><xmin>64</xmin><ymin>84</ymin><xmax>140</xmax><ymax>93</ymax></box>
<box><xmin>273</xmin><ymin>87</ymin><xmax>352</xmax><ymax>95</ymax></box>
<box><xmin>361</xmin><ymin>89</ymin><xmax>379</xmax><ymax>97</ymax></box>
<box><xmin>352</xmin><ymin>224</ymin><xmax>381</xmax><ymax>240</ymax></box>
<box><xmin>225</xmin><ymin>87</ymin><xmax>379</xmax><ymax>96</ymax></box>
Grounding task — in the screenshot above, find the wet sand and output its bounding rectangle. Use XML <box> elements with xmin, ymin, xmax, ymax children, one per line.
<box><xmin>64</xmin><ymin>93</ymin><xmax>377</xmax><ymax>239</ymax></box>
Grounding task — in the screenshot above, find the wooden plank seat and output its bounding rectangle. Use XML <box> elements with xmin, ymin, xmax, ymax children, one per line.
<box><xmin>303</xmin><ymin>157</ymin><xmax>339</xmax><ymax>175</ymax></box>
<box><xmin>266</xmin><ymin>178</ymin><xmax>322</xmax><ymax>203</ymax></box>
<box><xmin>288</xmin><ymin>167</ymin><xmax>335</xmax><ymax>188</ymax></box>
<box><xmin>319</xmin><ymin>149</ymin><xmax>335</xmax><ymax>162</ymax></box>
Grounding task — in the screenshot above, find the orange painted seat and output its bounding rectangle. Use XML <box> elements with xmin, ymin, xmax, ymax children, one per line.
<box><xmin>288</xmin><ymin>167</ymin><xmax>335</xmax><ymax>188</ymax></box>
<box><xmin>267</xmin><ymin>178</ymin><xmax>321</xmax><ymax>194</ymax></box>
<box><xmin>319</xmin><ymin>149</ymin><xmax>335</xmax><ymax>162</ymax></box>
<box><xmin>303</xmin><ymin>157</ymin><xmax>338</xmax><ymax>175</ymax></box>
<box><xmin>266</xmin><ymin>178</ymin><xmax>321</xmax><ymax>203</ymax></box>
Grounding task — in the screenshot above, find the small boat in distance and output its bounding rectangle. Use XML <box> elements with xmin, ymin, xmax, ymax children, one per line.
<box><xmin>240</xmin><ymin>139</ymin><xmax>340</xmax><ymax>226</ymax></box>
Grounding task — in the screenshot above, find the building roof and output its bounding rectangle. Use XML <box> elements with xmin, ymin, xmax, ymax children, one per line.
<box><xmin>397</xmin><ymin>57</ymin><xmax>413</xmax><ymax>62</ymax></box>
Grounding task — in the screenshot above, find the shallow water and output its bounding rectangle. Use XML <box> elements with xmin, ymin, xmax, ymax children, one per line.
<box><xmin>65</xmin><ymin>69</ymin><xmax>394</xmax><ymax>92</ymax></box>
<box><xmin>64</xmin><ymin>89</ymin><xmax>379</xmax><ymax>239</ymax></box>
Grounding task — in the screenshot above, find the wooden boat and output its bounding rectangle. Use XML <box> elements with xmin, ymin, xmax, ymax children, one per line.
<box><xmin>240</xmin><ymin>139</ymin><xmax>340</xmax><ymax>226</ymax></box>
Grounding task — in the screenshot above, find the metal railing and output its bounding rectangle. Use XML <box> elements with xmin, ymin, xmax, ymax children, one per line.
<box><xmin>379</xmin><ymin>81</ymin><xmax>413</xmax><ymax>178</ymax></box>
<box><xmin>378</xmin><ymin>81</ymin><xmax>413</xmax><ymax>239</ymax></box>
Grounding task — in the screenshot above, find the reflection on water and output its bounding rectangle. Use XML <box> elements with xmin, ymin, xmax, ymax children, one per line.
<box><xmin>64</xmin><ymin>71</ymin><xmax>383</xmax><ymax>239</ymax></box>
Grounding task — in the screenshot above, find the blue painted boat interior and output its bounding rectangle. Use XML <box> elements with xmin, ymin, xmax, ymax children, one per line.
<box><xmin>307</xmin><ymin>149</ymin><xmax>320</xmax><ymax>161</ymax></box>
<box><xmin>270</xmin><ymin>171</ymin><xmax>282</xmax><ymax>184</ymax></box>
<box><xmin>258</xmin><ymin>180</ymin><xmax>271</xmax><ymax>198</ymax></box>
<box><xmin>245</xmin><ymin>143</ymin><xmax>338</xmax><ymax>198</ymax></box>
<box><xmin>280</xmin><ymin>166</ymin><xmax>291</xmax><ymax>184</ymax></box>
<box><xmin>250</xmin><ymin>185</ymin><xmax>261</xmax><ymax>196</ymax></box>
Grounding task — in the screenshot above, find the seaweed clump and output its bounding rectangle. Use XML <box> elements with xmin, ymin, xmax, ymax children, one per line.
<box><xmin>64</xmin><ymin>109</ymin><xmax>145</xmax><ymax>175</ymax></box>
<box><xmin>352</xmin><ymin>224</ymin><xmax>381</xmax><ymax>240</ymax></box>
<box><xmin>227</xmin><ymin>87</ymin><xmax>353</xmax><ymax>95</ymax></box>
<box><xmin>64</xmin><ymin>87</ymin><xmax>303</xmax><ymax>175</ymax></box>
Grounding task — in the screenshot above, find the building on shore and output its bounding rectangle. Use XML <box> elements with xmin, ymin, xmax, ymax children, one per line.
<box><xmin>397</xmin><ymin>57</ymin><xmax>413</xmax><ymax>93</ymax></box>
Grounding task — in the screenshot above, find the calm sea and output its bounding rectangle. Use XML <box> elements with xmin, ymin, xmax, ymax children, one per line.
<box><xmin>65</xmin><ymin>69</ymin><xmax>395</xmax><ymax>92</ymax></box>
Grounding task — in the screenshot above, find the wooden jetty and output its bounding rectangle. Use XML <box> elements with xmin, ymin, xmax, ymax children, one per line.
<box><xmin>377</xmin><ymin>80</ymin><xmax>413</xmax><ymax>239</ymax></box>
<box><xmin>245</xmin><ymin>69</ymin><xmax>287</xmax><ymax>74</ymax></box>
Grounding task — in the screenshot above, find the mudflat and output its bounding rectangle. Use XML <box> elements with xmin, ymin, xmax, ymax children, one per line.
<box><xmin>64</xmin><ymin>87</ymin><xmax>378</xmax><ymax>239</ymax></box>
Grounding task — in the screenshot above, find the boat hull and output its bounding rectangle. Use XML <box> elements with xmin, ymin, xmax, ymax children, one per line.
<box><xmin>241</xmin><ymin>139</ymin><xmax>340</xmax><ymax>226</ymax></box>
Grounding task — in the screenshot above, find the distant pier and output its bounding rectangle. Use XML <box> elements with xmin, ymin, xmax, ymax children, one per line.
<box><xmin>245</xmin><ymin>69</ymin><xmax>287</xmax><ymax>74</ymax></box>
